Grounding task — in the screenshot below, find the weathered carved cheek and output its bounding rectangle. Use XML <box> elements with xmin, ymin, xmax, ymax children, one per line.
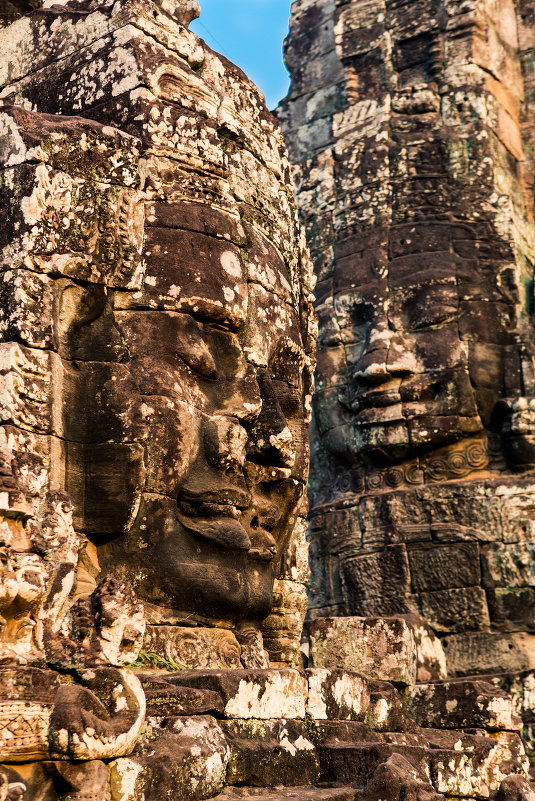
<box><xmin>218</xmin><ymin>363</ymin><xmax>263</xmax><ymax>421</ymax></box>
<box><xmin>245</xmin><ymin>370</ymin><xmax>296</xmax><ymax>469</ymax></box>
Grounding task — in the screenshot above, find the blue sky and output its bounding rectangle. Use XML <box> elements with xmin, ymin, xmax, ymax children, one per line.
<box><xmin>190</xmin><ymin>0</ymin><xmax>292</xmax><ymax>110</ymax></box>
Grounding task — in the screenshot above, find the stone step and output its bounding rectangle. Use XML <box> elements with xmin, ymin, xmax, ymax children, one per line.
<box><xmin>317</xmin><ymin>742</ymin><xmax>429</xmax><ymax>785</ymax></box>
<box><xmin>214</xmin><ymin>788</ymin><xmax>357</xmax><ymax>801</ymax></box>
<box><xmin>316</xmin><ymin>731</ymin><xmax>529</xmax><ymax>799</ymax></box>
<box><xmin>403</xmin><ymin>679</ymin><xmax>522</xmax><ymax>730</ymax></box>
<box><xmin>222</xmin><ymin>718</ymin><xmax>320</xmax><ymax>786</ymax></box>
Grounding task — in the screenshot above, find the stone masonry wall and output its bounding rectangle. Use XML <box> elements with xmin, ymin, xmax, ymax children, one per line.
<box><xmin>0</xmin><ymin>0</ymin><xmax>533</xmax><ymax>798</ymax></box>
<box><xmin>278</xmin><ymin>0</ymin><xmax>535</xmax><ymax>678</ymax></box>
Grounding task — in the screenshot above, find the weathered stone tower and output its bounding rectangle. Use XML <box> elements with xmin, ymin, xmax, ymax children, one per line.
<box><xmin>279</xmin><ymin>0</ymin><xmax>535</xmax><ymax>680</ymax></box>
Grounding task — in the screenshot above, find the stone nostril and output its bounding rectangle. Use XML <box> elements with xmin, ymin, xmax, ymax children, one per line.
<box><xmin>353</xmin><ymin>363</ymin><xmax>391</xmax><ymax>387</ymax></box>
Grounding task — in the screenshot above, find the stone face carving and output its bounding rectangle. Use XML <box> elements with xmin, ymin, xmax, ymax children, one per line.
<box><xmin>0</xmin><ymin>0</ymin><xmax>315</xmax><ymax>670</ymax></box>
<box><xmin>1</xmin><ymin>0</ymin><xmax>534</xmax><ymax>798</ymax></box>
<box><xmin>279</xmin><ymin>0</ymin><xmax>535</xmax><ymax>673</ymax></box>
<box><xmin>0</xmin><ymin>0</ymin><xmax>316</xmax><ymax>795</ymax></box>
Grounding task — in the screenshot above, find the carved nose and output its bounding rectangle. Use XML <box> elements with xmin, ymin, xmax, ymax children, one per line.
<box><xmin>352</xmin><ymin>329</ymin><xmax>414</xmax><ymax>388</ymax></box>
<box><xmin>353</xmin><ymin>354</ymin><xmax>391</xmax><ymax>386</ymax></box>
<box><xmin>204</xmin><ymin>416</ymin><xmax>248</xmax><ymax>471</ymax></box>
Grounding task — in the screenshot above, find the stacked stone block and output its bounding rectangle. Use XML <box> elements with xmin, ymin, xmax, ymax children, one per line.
<box><xmin>279</xmin><ymin>0</ymin><xmax>535</xmax><ymax>675</ymax></box>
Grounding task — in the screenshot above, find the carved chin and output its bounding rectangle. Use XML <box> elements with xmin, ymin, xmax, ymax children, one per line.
<box><xmin>355</xmin><ymin>420</ymin><xmax>411</xmax><ymax>465</ymax></box>
<box><xmin>356</xmin><ymin>413</ymin><xmax>483</xmax><ymax>465</ymax></box>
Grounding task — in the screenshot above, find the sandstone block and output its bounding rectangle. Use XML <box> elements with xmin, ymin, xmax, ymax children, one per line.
<box><xmin>46</xmin><ymin>760</ymin><xmax>108</xmax><ymax>801</ymax></box>
<box><xmin>312</xmin><ymin>720</ymin><xmax>383</xmax><ymax>746</ymax></box>
<box><xmin>487</xmin><ymin>670</ymin><xmax>535</xmax><ymax>727</ymax></box>
<box><xmin>366</xmin><ymin>681</ymin><xmax>417</xmax><ymax>733</ymax></box>
<box><xmin>166</xmin><ymin>670</ymin><xmax>308</xmax><ymax>719</ymax></box>
<box><xmin>400</xmin><ymin>614</ymin><xmax>447</xmax><ymax>682</ymax></box>
<box><xmin>481</xmin><ymin>543</ymin><xmax>535</xmax><ymax>588</ymax></box>
<box><xmin>443</xmin><ymin>631</ymin><xmax>535</xmax><ymax>675</ymax></box>
<box><xmin>0</xmin><ymin>667</ymin><xmax>60</xmax><ymax>762</ymax></box>
<box><xmin>496</xmin><ymin>774</ymin><xmax>535</xmax><ymax>801</ymax></box>
<box><xmin>340</xmin><ymin>546</ymin><xmax>413</xmax><ymax>616</ymax></box>
<box><xmin>222</xmin><ymin>719</ymin><xmax>320</xmax><ymax>786</ymax></box>
<box><xmin>487</xmin><ymin>587</ymin><xmax>535</xmax><ymax>632</ymax></box>
<box><xmin>418</xmin><ymin>586</ymin><xmax>491</xmax><ymax>633</ymax></box>
<box><xmin>143</xmin><ymin>625</ymin><xmax>243</xmax><ymax>670</ymax></box>
<box><xmin>402</xmin><ymin>680</ymin><xmax>522</xmax><ymax>730</ymax></box>
<box><xmin>355</xmin><ymin>752</ymin><xmax>442</xmax><ymax>801</ymax></box>
<box><xmin>306</xmin><ymin>669</ymin><xmax>370</xmax><ymax>721</ymax></box>
<box><xmin>138</xmin><ymin>674</ymin><xmax>224</xmax><ymax>718</ymax></box>
<box><xmin>213</xmin><ymin>787</ymin><xmax>357</xmax><ymax>801</ymax></box>
<box><xmin>308</xmin><ymin>617</ymin><xmax>417</xmax><ymax>685</ymax></box>
<box><xmin>408</xmin><ymin>542</ymin><xmax>481</xmax><ymax>591</ymax></box>
<box><xmin>316</xmin><ymin>741</ymin><xmax>429</xmax><ymax>785</ymax></box>
<box><xmin>123</xmin><ymin>715</ymin><xmax>229</xmax><ymax>801</ymax></box>
<box><xmin>375</xmin><ymin>729</ymin><xmax>529</xmax><ymax>798</ymax></box>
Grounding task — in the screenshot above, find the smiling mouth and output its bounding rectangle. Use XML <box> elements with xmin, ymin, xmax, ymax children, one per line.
<box><xmin>354</xmin><ymin>403</ymin><xmax>405</xmax><ymax>426</ymax></box>
<box><xmin>177</xmin><ymin>489</ymin><xmax>276</xmax><ymax>561</ymax></box>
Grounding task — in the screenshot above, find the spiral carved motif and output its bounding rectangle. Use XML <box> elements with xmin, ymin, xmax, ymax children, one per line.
<box><xmin>350</xmin><ymin>440</ymin><xmax>490</xmax><ymax>494</ymax></box>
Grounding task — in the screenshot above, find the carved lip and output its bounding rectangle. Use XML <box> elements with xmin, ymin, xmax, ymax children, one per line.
<box><xmin>352</xmin><ymin>389</ymin><xmax>402</xmax><ymax>411</ymax></box>
<box><xmin>176</xmin><ymin>488</ymin><xmax>275</xmax><ymax>562</ymax></box>
<box><xmin>178</xmin><ymin>487</ymin><xmax>251</xmax><ymax>512</ymax></box>
<box><xmin>354</xmin><ymin>403</ymin><xmax>404</xmax><ymax>425</ymax></box>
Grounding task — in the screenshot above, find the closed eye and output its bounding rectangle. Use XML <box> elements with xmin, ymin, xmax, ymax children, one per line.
<box><xmin>410</xmin><ymin>306</ymin><xmax>457</xmax><ymax>330</ymax></box>
<box><xmin>178</xmin><ymin>345</ymin><xmax>218</xmax><ymax>378</ymax></box>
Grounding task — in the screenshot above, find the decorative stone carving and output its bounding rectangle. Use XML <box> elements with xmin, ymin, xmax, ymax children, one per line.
<box><xmin>279</xmin><ymin>0</ymin><xmax>535</xmax><ymax>673</ymax></box>
<box><xmin>0</xmin><ymin>0</ymin><xmax>315</xmax><ymax>672</ymax></box>
<box><xmin>1</xmin><ymin>0</ymin><xmax>534</xmax><ymax>798</ymax></box>
<box><xmin>0</xmin><ymin>1</ymin><xmax>319</xmax><ymax>796</ymax></box>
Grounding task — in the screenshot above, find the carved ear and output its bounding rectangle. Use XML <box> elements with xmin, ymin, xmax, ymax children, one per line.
<box><xmin>56</xmin><ymin>281</ymin><xmax>130</xmax><ymax>362</ymax></box>
<box><xmin>55</xmin><ymin>281</ymin><xmax>107</xmax><ymax>359</ymax></box>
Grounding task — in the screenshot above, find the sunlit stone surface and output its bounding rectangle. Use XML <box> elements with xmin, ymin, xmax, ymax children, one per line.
<box><xmin>278</xmin><ymin>0</ymin><xmax>535</xmax><ymax>677</ymax></box>
<box><xmin>0</xmin><ymin>0</ymin><xmax>534</xmax><ymax>797</ymax></box>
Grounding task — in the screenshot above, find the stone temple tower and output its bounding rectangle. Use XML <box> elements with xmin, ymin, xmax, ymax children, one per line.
<box><xmin>1</xmin><ymin>0</ymin><xmax>535</xmax><ymax>797</ymax></box>
<box><xmin>279</xmin><ymin>0</ymin><xmax>535</xmax><ymax>680</ymax></box>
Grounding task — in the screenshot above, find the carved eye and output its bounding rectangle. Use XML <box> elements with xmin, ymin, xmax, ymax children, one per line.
<box><xmin>177</xmin><ymin>340</ymin><xmax>217</xmax><ymax>379</ymax></box>
<box><xmin>410</xmin><ymin>307</ymin><xmax>457</xmax><ymax>330</ymax></box>
<box><xmin>321</xmin><ymin>331</ymin><xmax>342</xmax><ymax>347</ymax></box>
<box><xmin>409</xmin><ymin>298</ymin><xmax>458</xmax><ymax>330</ymax></box>
<box><xmin>351</xmin><ymin>302</ymin><xmax>374</xmax><ymax>327</ymax></box>
<box><xmin>405</xmin><ymin>286</ymin><xmax>458</xmax><ymax>330</ymax></box>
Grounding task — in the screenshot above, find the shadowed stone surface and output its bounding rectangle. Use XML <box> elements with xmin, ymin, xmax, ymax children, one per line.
<box><xmin>0</xmin><ymin>0</ymin><xmax>317</xmax><ymax>796</ymax></box>
<box><xmin>0</xmin><ymin>0</ymin><xmax>315</xmax><ymax>670</ymax></box>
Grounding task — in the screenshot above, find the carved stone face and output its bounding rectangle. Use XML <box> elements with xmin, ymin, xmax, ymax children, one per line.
<box><xmin>0</xmin><ymin>0</ymin><xmax>314</xmax><ymax>660</ymax></box>
<box><xmin>66</xmin><ymin>208</ymin><xmax>310</xmax><ymax>628</ymax></box>
<box><xmin>316</xmin><ymin>251</ymin><xmax>521</xmax><ymax>468</ymax></box>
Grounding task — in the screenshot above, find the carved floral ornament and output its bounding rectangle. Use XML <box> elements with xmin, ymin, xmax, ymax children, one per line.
<box><xmin>327</xmin><ymin>436</ymin><xmax>491</xmax><ymax>499</ymax></box>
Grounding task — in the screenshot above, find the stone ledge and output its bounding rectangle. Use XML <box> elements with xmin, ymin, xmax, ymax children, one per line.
<box><xmin>402</xmin><ymin>680</ymin><xmax>522</xmax><ymax>731</ymax></box>
<box><xmin>163</xmin><ymin>669</ymin><xmax>308</xmax><ymax>719</ymax></box>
